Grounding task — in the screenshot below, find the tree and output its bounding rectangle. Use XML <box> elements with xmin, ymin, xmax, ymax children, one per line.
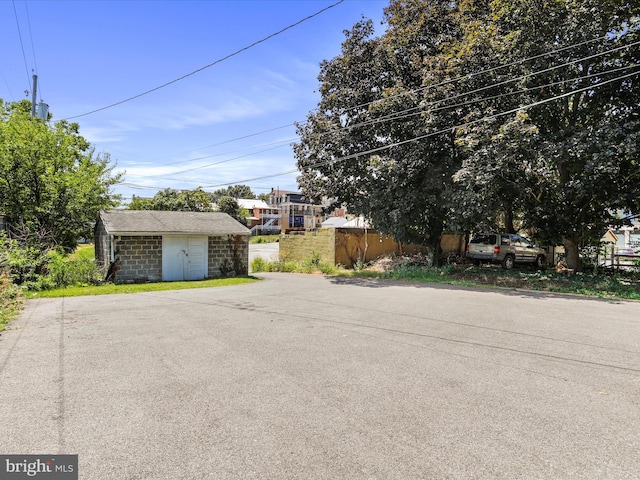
<box><xmin>216</xmin><ymin>196</ymin><xmax>248</xmax><ymax>226</ymax></box>
<box><xmin>450</xmin><ymin>0</ymin><xmax>640</xmax><ymax>269</ymax></box>
<box><xmin>210</xmin><ymin>185</ymin><xmax>255</xmax><ymax>202</ymax></box>
<box><xmin>0</xmin><ymin>99</ymin><xmax>122</xmax><ymax>252</ymax></box>
<box><xmin>257</xmin><ymin>192</ymin><xmax>271</xmax><ymax>202</ymax></box>
<box><xmin>296</xmin><ymin>0</ymin><xmax>640</xmax><ymax>270</ymax></box>
<box><xmin>128</xmin><ymin>187</ymin><xmax>213</xmax><ymax>212</ymax></box>
<box><xmin>294</xmin><ymin>4</ymin><xmax>462</xmax><ymax>263</ymax></box>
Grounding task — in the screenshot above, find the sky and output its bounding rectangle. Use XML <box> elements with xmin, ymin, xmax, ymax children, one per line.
<box><xmin>1</xmin><ymin>0</ymin><xmax>389</xmax><ymax>203</ymax></box>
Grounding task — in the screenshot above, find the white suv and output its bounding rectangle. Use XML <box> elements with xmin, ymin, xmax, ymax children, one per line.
<box><xmin>466</xmin><ymin>233</ymin><xmax>546</xmax><ymax>269</ymax></box>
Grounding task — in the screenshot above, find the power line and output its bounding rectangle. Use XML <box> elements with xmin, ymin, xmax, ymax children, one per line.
<box><xmin>199</xmin><ymin>68</ymin><xmax>640</xmax><ymax>189</ymax></box>
<box><xmin>144</xmin><ymin>143</ymin><xmax>294</xmax><ymax>176</ymax></box>
<box><xmin>24</xmin><ymin>0</ymin><xmax>40</xmax><ymax>99</ymax></box>
<box><xmin>130</xmin><ymin>32</ymin><xmax>639</xmax><ymax>172</ymax></box>
<box><xmin>0</xmin><ymin>71</ymin><xmax>16</xmax><ymax>101</ymax></box>
<box><xmin>129</xmin><ymin>61</ymin><xmax>639</xmax><ymax>180</ymax></box>
<box><xmin>63</xmin><ymin>0</ymin><xmax>345</xmax><ymax>120</ymax></box>
<box><xmin>11</xmin><ymin>0</ymin><xmax>31</xmax><ymax>94</ymax></box>
<box><xmin>321</xmin><ymin>62</ymin><xmax>640</xmax><ymax>137</ymax></box>
<box><xmin>188</xmin><ymin>123</ymin><xmax>294</xmax><ymax>152</ymax></box>
<box><xmin>342</xmin><ymin>29</ymin><xmax>635</xmax><ymax>117</ymax></box>
<box><xmin>108</xmin><ymin>29</ymin><xmax>637</xmax><ymax>176</ymax></box>
<box><xmin>115</xmin><ymin>29</ymin><xmax>639</xmax><ymax>192</ymax></box>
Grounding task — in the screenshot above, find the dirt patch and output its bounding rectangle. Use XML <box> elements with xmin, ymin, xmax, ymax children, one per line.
<box><xmin>364</xmin><ymin>253</ymin><xmax>431</xmax><ymax>272</ymax></box>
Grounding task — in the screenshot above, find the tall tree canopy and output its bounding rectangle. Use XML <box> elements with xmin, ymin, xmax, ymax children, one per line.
<box><xmin>129</xmin><ymin>187</ymin><xmax>213</xmax><ymax>212</ymax></box>
<box><xmin>0</xmin><ymin>100</ymin><xmax>122</xmax><ymax>252</ymax></box>
<box><xmin>294</xmin><ymin>0</ymin><xmax>640</xmax><ymax>269</ymax></box>
<box><xmin>211</xmin><ymin>185</ymin><xmax>255</xmax><ymax>202</ymax></box>
<box><xmin>127</xmin><ymin>188</ymin><xmax>248</xmax><ymax>226</ymax></box>
<box><xmin>216</xmin><ymin>196</ymin><xmax>248</xmax><ymax>226</ymax></box>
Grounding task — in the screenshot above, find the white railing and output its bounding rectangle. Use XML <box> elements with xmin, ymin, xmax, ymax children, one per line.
<box><xmin>251</xmin><ymin>217</ymin><xmax>281</xmax><ymax>235</ymax></box>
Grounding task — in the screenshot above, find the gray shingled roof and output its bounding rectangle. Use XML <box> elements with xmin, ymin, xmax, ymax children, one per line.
<box><xmin>99</xmin><ymin>210</ymin><xmax>250</xmax><ymax>236</ymax></box>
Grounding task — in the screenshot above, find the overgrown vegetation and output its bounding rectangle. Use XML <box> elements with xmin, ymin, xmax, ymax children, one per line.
<box><xmin>0</xmin><ymin>237</ymin><xmax>102</xmax><ymax>291</ymax></box>
<box><xmin>251</xmin><ymin>254</ymin><xmax>640</xmax><ymax>300</ymax></box>
<box><xmin>249</xmin><ymin>235</ymin><xmax>280</xmax><ymax>244</ymax></box>
<box><xmin>251</xmin><ymin>255</ymin><xmax>339</xmax><ymax>275</ymax></box>
<box><xmin>0</xmin><ymin>274</ymin><xmax>23</xmax><ymax>332</ymax></box>
<box><xmin>0</xmin><ymin>99</ymin><xmax>122</xmax><ymax>253</ymax></box>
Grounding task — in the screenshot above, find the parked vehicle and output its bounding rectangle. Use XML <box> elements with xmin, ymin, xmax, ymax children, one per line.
<box><xmin>466</xmin><ymin>233</ymin><xmax>546</xmax><ymax>269</ymax></box>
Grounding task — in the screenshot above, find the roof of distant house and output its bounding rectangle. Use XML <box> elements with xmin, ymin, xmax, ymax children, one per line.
<box><xmin>237</xmin><ymin>199</ymin><xmax>271</xmax><ymax>210</ymax></box>
<box><xmin>322</xmin><ymin>217</ymin><xmax>349</xmax><ymax>228</ymax></box>
<box><xmin>341</xmin><ymin>216</ymin><xmax>371</xmax><ymax>228</ymax></box>
<box><xmin>98</xmin><ymin>210</ymin><xmax>250</xmax><ymax>236</ymax></box>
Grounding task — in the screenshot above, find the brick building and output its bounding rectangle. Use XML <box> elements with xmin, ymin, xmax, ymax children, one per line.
<box><xmin>94</xmin><ymin>210</ymin><xmax>249</xmax><ymax>283</ymax></box>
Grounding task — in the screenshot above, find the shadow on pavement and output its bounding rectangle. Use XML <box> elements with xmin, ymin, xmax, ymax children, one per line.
<box><xmin>326</xmin><ymin>274</ymin><xmax>626</xmax><ymax>304</ymax></box>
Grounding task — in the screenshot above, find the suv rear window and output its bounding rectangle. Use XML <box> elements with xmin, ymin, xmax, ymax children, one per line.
<box><xmin>470</xmin><ymin>234</ymin><xmax>497</xmax><ymax>244</ymax></box>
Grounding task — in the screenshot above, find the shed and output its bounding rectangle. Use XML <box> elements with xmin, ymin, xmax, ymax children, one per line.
<box><xmin>94</xmin><ymin>210</ymin><xmax>250</xmax><ymax>283</ymax></box>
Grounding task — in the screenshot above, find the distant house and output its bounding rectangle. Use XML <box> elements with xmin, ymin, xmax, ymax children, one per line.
<box><xmin>94</xmin><ymin>210</ymin><xmax>250</xmax><ymax>283</ymax></box>
<box><xmin>614</xmin><ymin>221</ymin><xmax>640</xmax><ymax>251</ymax></box>
<box><xmin>236</xmin><ymin>199</ymin><xmax>280</xmax><ymax>235</ymax></box>
<box><xmin>268</xmin><ymin>189</ymin><xmax>324</xmax><ymax>232</ymax></box>
<box><xmin>321</xmin><ymin>216</ymin><xmax>349</xmax><ymax>228</ymax></box>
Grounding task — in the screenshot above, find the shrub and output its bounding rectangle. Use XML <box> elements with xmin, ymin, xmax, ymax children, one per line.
<box><xmin>0</xmin><ymin>274</ymin><xmax>23</xmax><ymax>331</ymax></box>
<box><xmin>46</xmin><ymin>249</ymin><xmax>103</xmax><ymax>287</ymax></box>
<box><xmin>251</xmin><ymin>257</ymin><xmax>267</xmax><ymax>272</ymax></box>
<box><xmin>0</xmin><ymin>232</ymin><xmax>48</xmax><ymax>287</ymax></box>
<box><xmin>0</xmin><ymin>235</ymin><xmax>103</xmax><ymax>290</ymax></box>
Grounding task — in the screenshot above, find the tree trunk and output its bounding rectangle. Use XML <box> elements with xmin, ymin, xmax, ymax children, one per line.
<box><xmin>563</xmin><ymin>237</ymin><xmax>582</xmax><ymax>271</ymax></box>
<box><xmin>504</xmin><ymin>205</ymin><xmax>515</xmax><ymax>234</ymax></box>
<box><xmin>429</xmin><ymin>236</ymin><xmax>443</xmax><ymax>267</ymax></box>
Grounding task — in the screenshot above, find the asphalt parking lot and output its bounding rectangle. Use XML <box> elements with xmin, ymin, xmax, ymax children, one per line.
<box><xmin>248</xmin><ymin>241</ymin><xmax>279</xmax><ymax>268</ymax></box>
<box><xmin>1</xmin><ymin>273</ymin><xmax>640</xmax><ymax>479</ymax></box>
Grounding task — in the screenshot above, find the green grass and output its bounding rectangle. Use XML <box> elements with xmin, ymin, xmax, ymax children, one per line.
<box><xmin>70</xmin><ymin>243</ymin><xmax>95</xmax><ymax>261</ymax></box>
<box><xmin>28</xmin><ymin>276</ymin><xmax>260</xmax><ymax>299</ymax></box>
<box><xmin>249</xmin><ymin>235</ymin><xmax>280</xmax><ymax>244</ymax></box>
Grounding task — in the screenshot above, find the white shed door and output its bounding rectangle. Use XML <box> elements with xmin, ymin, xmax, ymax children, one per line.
<box><xmin>162</xmin><ymin>236</ymin><xmax>208</xmax><ymax>281</ymax></box>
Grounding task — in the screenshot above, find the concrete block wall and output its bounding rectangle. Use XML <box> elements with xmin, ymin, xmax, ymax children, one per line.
<box><xmin>93</xmin><ymin>219</ymin><xmax>111</xmax><ymax>271</ymax></box>
<box><xmin>208</xmin><ymin>235</ymin><xmax>249</xmax><ymax>277</ymax></box>
<box><xmin>116</xmin><ymin>235</ymin><xmax>162</xmax><ymax>283</ymax></box>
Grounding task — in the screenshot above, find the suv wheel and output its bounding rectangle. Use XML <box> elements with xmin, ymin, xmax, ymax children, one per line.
<box><xmin>502</xmin><ymin>254</ymin><xmax>515</xmax><ymax>270</ymax></box>
<box><xmin>534</xmin><ymin>255</ymin><xmax>546</xmax><ymax>270</ymax></box>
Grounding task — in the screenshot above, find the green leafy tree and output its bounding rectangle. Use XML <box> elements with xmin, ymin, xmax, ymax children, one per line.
<box><xmin>0</xmin><ymin>99</ymin><xmax>122</xmax><ymax>252</ymax></box>
<box><xmin>128</xmin><ymin>187</ymin><xmax>213</xmax><ymax>211</ymax></box>
<box><xmin>211</xmin><ymin>185</ymin><xmax>255</xmax><ymax>202</ymax></box>
<box><xmin>216</xmin><ymin>196</ymin><xmax>248</xmax><ymax>226</ymax></box>
<box><xmin>296</xmin><ymin>0</ymin><xmax>640</xmax><ymax>270</ymax></box>
<box><xmin>294</xmin><ymin>3</ymin><xmax>462</xmax><ymax>264</ymax></box>
<box><xmin>450</xmin><ymin>0</ymin><xmax>640</xmax><ymax>269</ymax></box>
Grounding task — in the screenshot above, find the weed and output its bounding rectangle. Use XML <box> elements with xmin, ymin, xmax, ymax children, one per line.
<box><xmin>251</xmin><ymin>257</ymin><xmax>267</xmax><ymax>272</ymax></box>
<box><xmin>0</xmin><ymin>274</ymin><xmax>24</xmax><ymax>332</ymax></box>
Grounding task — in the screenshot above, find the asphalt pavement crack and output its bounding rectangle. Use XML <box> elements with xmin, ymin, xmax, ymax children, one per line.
<box><xmin>57</xmin><ymin>297</ymin><xmax>66</xmax><ymax>454</ymax></box>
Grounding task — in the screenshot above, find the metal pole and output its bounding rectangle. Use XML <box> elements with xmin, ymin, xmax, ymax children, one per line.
<box><xmin>31</xmin><ymin>74</ymin><xmax>38</xmax><ymax>118</ymax></box>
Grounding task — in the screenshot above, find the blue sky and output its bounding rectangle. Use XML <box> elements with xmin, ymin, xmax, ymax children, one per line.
<box><xmin>1</xmin><ymin>0</ymin><xmax>388</xmax><ymax>202</ymax></box>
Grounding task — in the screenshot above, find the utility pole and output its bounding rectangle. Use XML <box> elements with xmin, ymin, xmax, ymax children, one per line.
<box><xmin>30</xmin><ymin>74</ymin><xmax>38</xmax><ymax>118</ymax></box>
